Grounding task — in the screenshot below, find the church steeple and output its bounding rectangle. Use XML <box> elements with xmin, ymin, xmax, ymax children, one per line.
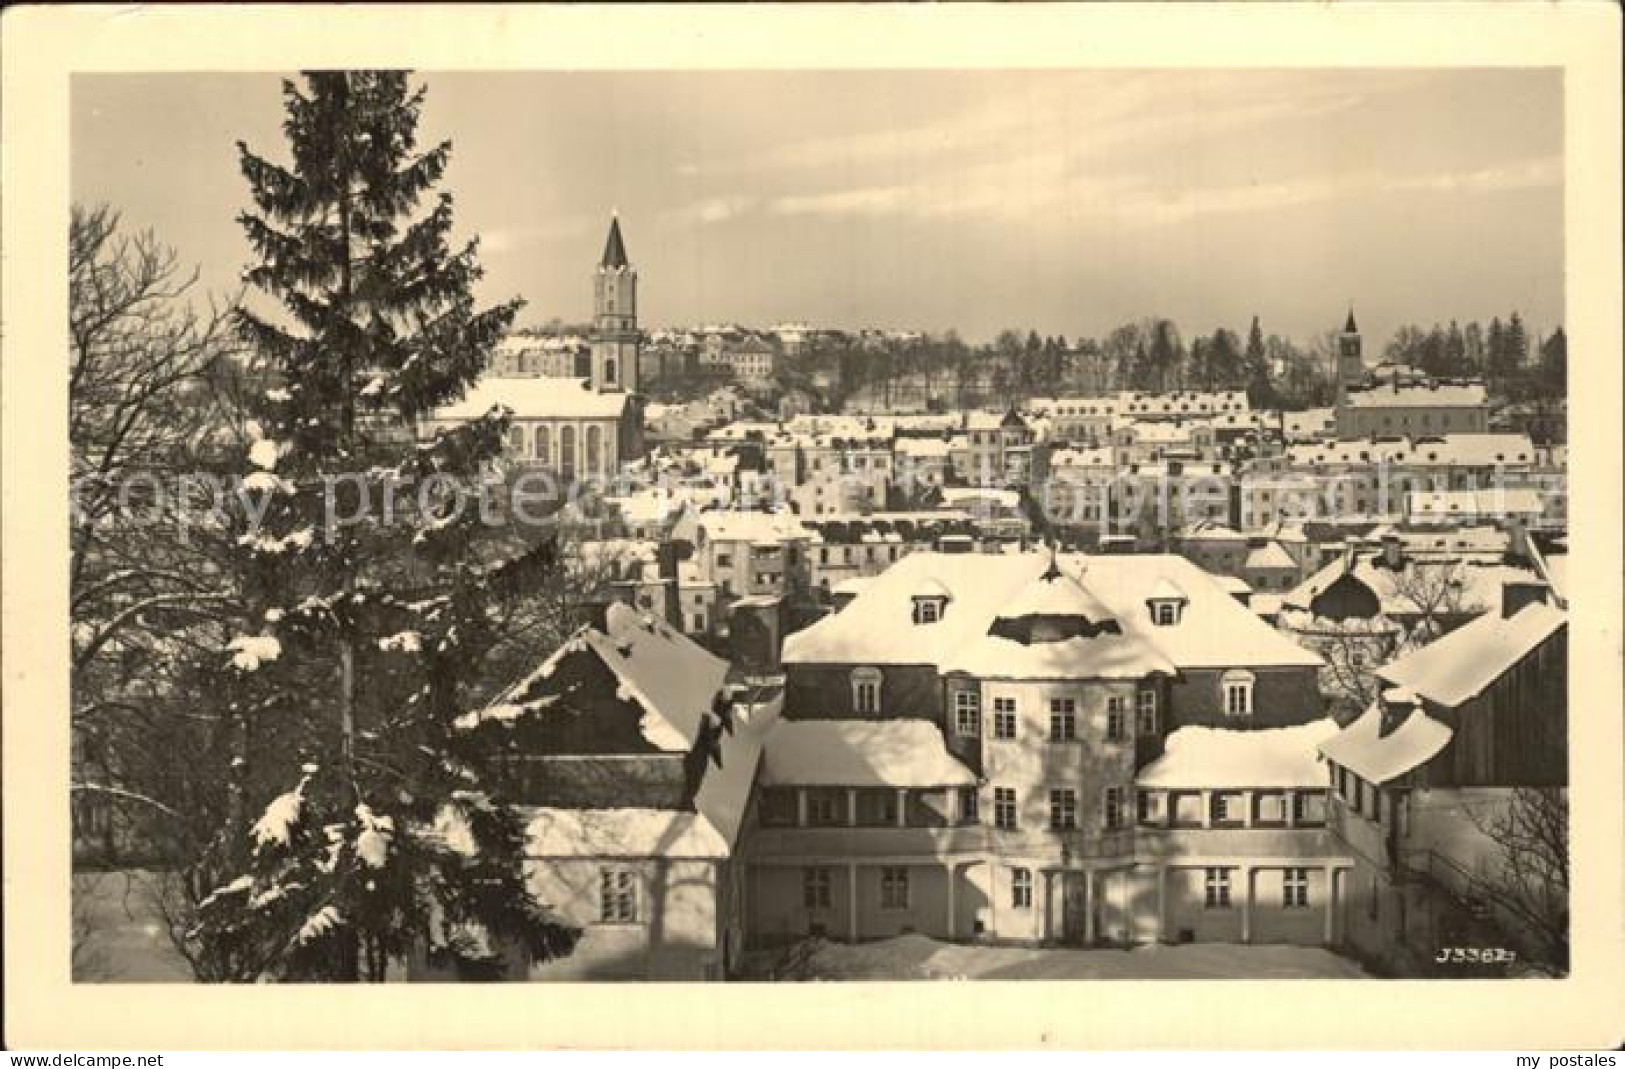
<box><xmin>1344</xmin><ymin>307</ymin><xmax>1359</xmax><ymax>335</ymax></box>
<box><xmin>591</xmin><ymin>213</ymin><xmax>639</xmax><ymax>394</ymax></box>
<box><xmin>600</xmin><ymin>213</ymin><xmax>629</xmax><ymax>270</ymax></box>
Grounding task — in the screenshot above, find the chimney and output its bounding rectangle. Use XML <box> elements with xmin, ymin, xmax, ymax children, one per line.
<box><xmin>1380</xmin><ymin>532</ymin><xmax>1403</xmax><ymax>569</ymax></box>
<box><xmin>1501</xmin><ymin>579</ymin><xmax>1549</xmax><ymax>619</ymax></box>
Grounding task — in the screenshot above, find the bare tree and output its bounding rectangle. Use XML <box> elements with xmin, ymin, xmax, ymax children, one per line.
<box><xmin>70</xmin><ymin>204</ymin><xmax>244</xmax><ymax>951</ymax></box>
<box><xmin>1465</xmin><ymin>787</ymin><xmax>1569</xmax><ymax>975</ymax></box>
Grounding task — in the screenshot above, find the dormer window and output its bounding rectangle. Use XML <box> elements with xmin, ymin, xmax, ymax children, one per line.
<box><xmin>1146</xmin><ymin>578</ymin><xmax>1188</xmax><ymax>627</ymax></box>
<box><xmin>915</xmin><ymin>597</ymin><xmax>946</xmax><ymax>624</ymax></box>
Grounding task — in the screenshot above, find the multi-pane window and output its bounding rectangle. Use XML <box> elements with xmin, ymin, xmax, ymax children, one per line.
<box><xmin>1203</xmin><ymin>867</ymin><xmax>1232</xmax><ymax>909</ymax></box>
<box><xmin>993</xmin><ymin>697</ymin><xmax>1018</xmax><ymax>739</ymax></box>
<box><xmin>954</xmin><ymin>690</ymin><xmax>981</xmax><ymax>737</ymax></box>
<box><xmin>1104</xmin><ymin>786</ymin><xmax>1127</xmax><ymax>831</ymax></box>
<box><xmin>1049</xmin><ymin>789</ymin><xmax>1078</xmax><ymax>830</ymax></box>
<box><xmin>853</xmin><ymin>668</ymin><xmax>881</xmax><ymax>714</ymax></box>
<box><xmin>1283</xmin><ymin>867</ymin><xmax>1310</xmax><ymax>909</ymax></box>
<box><xmin>880</xmin><ymin>867</ymin><xmax>910</xmax><ymax>910</ymax></box>
<box><xmin>1106</xmin><ymin>696</ymin><xmax>1128</xmax><ymax>742</ymax></box>
<box><xmin>804</xmin><ymin>867</ymin><xmax>833</xmax><ymax>909</ymax></box>
<box><xmin>1011</xmin><ymin>868</ymin><xmax>1033</xmax><ymax>909</ymax></box>
<box><xmin>1222</xmin><ymin>671</ymin><xmax>1255</xmax><ymax>717</ymax></box>
<box><xmin>1211</xmin><ymin>793</ymin><xmax>1231</xmax><ymax>824</ymax></box>
<box><xmin>1049</xmin><ymin>698</ymin><xmax>1077</xmax><ymax>742</ymax></box>
<box><xmin>993</xmin><ymin>787</ymin><xmax>1018</xmax><ymax>830</ymax></box>
<box><xmin>960</xmin><ymin>786</ymin><xmax>979</xmax><ymax>824</ymax></box>
<box><xmin>600</xmin><ymin>868</ymin><xmax>638</xmax><ymax>923</ymax></box>
<box><xmin>1136</xmin><ymin>789</ymin><xmax>1153</xmax><ymax>825</ymax></box>
<box><xmin>1137</xmin><ymin>688</ymin><xmax>1158</xmax><ymax>735</ymax></box>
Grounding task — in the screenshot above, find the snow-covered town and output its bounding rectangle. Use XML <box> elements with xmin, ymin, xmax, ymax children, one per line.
<box><xmin>68</xmin><ymin>69</ymin><xmax>1571</xmax><ymax>986</ymax></box>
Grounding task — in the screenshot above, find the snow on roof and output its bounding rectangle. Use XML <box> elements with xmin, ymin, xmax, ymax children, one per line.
<box><xmin>1344</xmin><ymin>381</ymin><xmax>1487</xmax><ymax>408</ymax></box>
<box><xmin>431</xmin><ymin>376</ymin><xmax>629</xmax><ymax>422</ymax></box>
<box><xmin>692</xmin><ymin>688</ymin><xmax>784</xmax><ymax>850</ymax></box>
<box><xmin>524</xmin><ymin>808</ymin><xmax>730</xmax><ymax>859</ymax></box>
<box><xmin>1406</xmin><ymin>488</ymin><xmax>1545</xmax><ymax>518</ymax></box>
<box><xmin>894</xmin><ymin>437</ymin><xmax>952</xmax><ymax>458</ymax></box>
<box><xmin>695</xmin><ymin>508</ymin><xmax>809</xmax><ymax>544</ymax></box>
<box><xmin>1317</xmin><ymin>705</ymin><xmax>1453</xmax><ymax>785</ymax></box>
<box><xmin>1050</xmin><ymin>446</ymin><xmax>1115</xmax><ymax>468</ymax></box>
<box><xmin>998</xmin><ymin>568</ymin><xmax>1115</xmax><ymax>622</ymax></box>
<box><xmin>940</xmin><ymin>486</ymin><xmax>1021</xmax><ymax>509</ymax></box>
<box><xmin>1283</xmin><ymin>554</ymin><xmax>1539</xmax><ymax>618</ymax></box>
<box><xmin>1286</xmin><ymin>433</ymin><xmax>1535</xmax><ymax>469</ymax></box>
<box><xmin>474</xmin><ymin>602</ymin><xmax>728</xmax><ymax>752</ymax></box>
<box><xmin>1214</xmin><ymin>574</ymin><xmax>1253</xmax><ymax>595</ymax></box>
<box><xmin>1245</xmin><ymin>541</ymin><xmax>1299</xmax><ymax>571</ymax></box>
<box><xmin>1137</xmin><ymin>720</ymin><xmax>1341</xmax><ymax>789</ymax></box>
<box><xmin>1376</xmin><ymin>598</ymin><xmax>1566</xmax><ymax>709</ymax></box>
<box><xmin>944</xmin><ymin>632</ymin><xmax>1175</xmax><ymax>680</ymax></box>
<box><xmin>784</xmin><ymin>551</ymin><xmax>1321</xmax><ymax>671</ymax></box>
<box><xmin>761</xmin><ymin>719</ymin><xmax>976</xmax><ymax>787</ymax></box>
<box><xmin>1146</xmin><ymin>577</ymin><xmax>1187</xmax><ymax>603</ymax></box>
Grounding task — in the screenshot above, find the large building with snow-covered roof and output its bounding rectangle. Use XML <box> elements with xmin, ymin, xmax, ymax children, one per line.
<box><xmin>746</xmin><ymin>549</ymin><xmax>1347</xmax><ymax>948</ymax></box>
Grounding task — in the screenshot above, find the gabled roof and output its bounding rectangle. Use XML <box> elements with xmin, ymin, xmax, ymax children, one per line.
<box><xmin>1376</xmin><ymin>597</ymin><xmax>1566</xmax><ymax>709</ymax></box>
<box><xmin>600</xmin><ymin>214</ymin><xmax>629</xmax><ymax>269</ymax></box>
<box><xmin>460</xmin><ymin>602</ymin><xmax>729</xmax><ymax>752</ymax></box>
<box><xmin>1317</xmin><ymin>704</ymin><xmax>1452</xmax><ymax>785</ymax></box>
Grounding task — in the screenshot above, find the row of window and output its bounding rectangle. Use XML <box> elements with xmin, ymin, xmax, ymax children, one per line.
<box><xmin>800</xmin><ymin>865</ymin><xmax>1314</xmax><ymax>913</ymax></box>
<box><xmin>990</xmin><ymin>785</ymin><xmax>1130</xmax><ymax>832</ymax></box>
<box><xmin>504</xmin><ymin>421</ymin><xmax>611</xmax><ymax>474</ymax></box>
<box><xmin>953</xmin><ymin>691</ymin><xmax>1160</xmax><ymax>741</ymax></box>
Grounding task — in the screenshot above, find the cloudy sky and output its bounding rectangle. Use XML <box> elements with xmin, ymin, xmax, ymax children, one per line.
<box><xmin>72</xmin><ymin>69</ymin><xmax>1562</xmax><ymax>346</ymax></box>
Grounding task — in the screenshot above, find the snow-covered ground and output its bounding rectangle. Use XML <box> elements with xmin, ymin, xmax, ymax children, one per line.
<box><xmin>745</xmin><ymin>934</ymin><xmax>1369</xmax><ymax>981</ymax></box>
<box><xmin>73</xmin><ymin>870</ymin><xmax>195</xmax><ymax>982</ymax></box>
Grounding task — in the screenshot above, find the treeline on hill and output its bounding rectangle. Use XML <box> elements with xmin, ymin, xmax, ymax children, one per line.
<box><xmin>761</xmin><ymin>311</ymin><xmax>1564</xmax><ymax>415</ymax></box>
<box><xmin>1382</xmin><ymin>314</ymin><xmax>1566</xmax><ymax>402</ymax></box>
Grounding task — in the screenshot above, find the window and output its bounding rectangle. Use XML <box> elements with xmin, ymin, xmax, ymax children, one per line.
<box><xmin>1049</xmin><ymin>789</ymin><xmax>1078</xmax><ymax>830</ymax></box>
<box><xmin>953</xmin><ymin>690</ymin><xmax>980</xmax><ymax>736</ymax></box>
<box><xmin>1104</xmin><ymin>786</ymin><xmax>1127</xmax><ymax>831</ymax></box>
<box><xmin>880</xmin><ymin>867</ymin><xmax>910</xmax><ymax>910</ymax></box>
<box><xmin>560</xmin><ymin>426</ymin><xmax>577</xmax><ymax>479</ymax></box>
<box><xmin>1049</xmin><ymin>698</ymin><xmax>1077</xmax><ymax>742</ymax></box>
<box><xmin>1283</xmin><ymin>868</ymin><xmax>1310</xmax><ymax>909</ymax></box>
<box><xmin>960</xmin><ymin>787</ymin><xmax>979</xmax><ymax>824</ymax></box>
<box><xmin>917</xmin><ymin>599</ymin><xmax>941</xmax><ymax>623</ymax></box>
<box><xmin>1204</xmin><ymin>867</ymin><xmax>1232</xmax><ymax>909</ymax></box>
<box><xmin>1292</xmin><ymin>791</ymin><xmax>1321</xmax><ymax>825</ymax></box>
<box><xmin>1136</xmin><ymin>789</ymin><xmax>1154</xmax><ymax>825</ymax></box>
<box><xmin>585</xmin><ymin>425</ymin><xmax>603</xmax><ymax>475</ymax></box>
<box><xmin>1211</xmin><ymin>793</ymin><xmax>1231</xmax><ymax>824</ymax></box>
<box><xmin>1221</xmin><ymin>670</ymin><xmax>1255</xmax><ymax>717</ymax></box>
<box><xmin>717</xmin><ymin>552</ymin><xmax>733</xmax><ymax>568</ymax></box>
<box><xmin>1106</xmin><ymin>696</ymin><xmax>1128</xmax><ymax>742</ymax></box>
<box><xmin>804</xmin><ymin>867</ymin><xmax>833</xmax><ymax>909</ymax></box>
<box><xmin>600</xmin><ymin>868</ymin><xmax>638</xmax><ymax>923</ymax></box>
<box><xmin>1136</xmin><ymin>688</ymin><xmax>1158</xmax><ymax>735</ymax></box>
<box><xmin>993</xmin><ymin>787</ymin><xmax>1018</xmax><ymax>830</ymax></box>
<box><xmin>1011</xmin><ymin>868</ymin><xmax>1033</xmax><ymax>909</ymax></box>
<box><xmin>534</xmin><ymin>424</ymin><xmax>551</xmax><ymax>463</ymax></box>
<box><xmin>807</xmin><ymin>793</ymin><xmax>842</xmax><ymax>826</ymax></box>
<box><xmin>852</xmin><ymin>668</ymin><xmax>882</xmax><ymax>715</ymax></box>
<box><xmin>993</xmin><ymin>697</ymin><xmax>1017</xmax><ymax>739</ymax></box>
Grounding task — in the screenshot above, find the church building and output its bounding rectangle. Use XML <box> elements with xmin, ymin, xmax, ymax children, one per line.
<box><xmin>421</xmin><ymin>215</ymin><xmax>645</xmax><ymax>480</ymax></box>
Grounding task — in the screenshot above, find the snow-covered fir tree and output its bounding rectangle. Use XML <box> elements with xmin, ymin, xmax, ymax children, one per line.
<box><xmin>191</xmin><ymin>72</ymin><xmax>575</xmax><ymax>981</ymax></box>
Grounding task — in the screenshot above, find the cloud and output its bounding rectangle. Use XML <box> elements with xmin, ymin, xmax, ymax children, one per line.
<box><xmin>1383</xmin><ymin>155</ymin><xmax>1562</xmax><ymax>194</ymax></box>
<box><xmin>661</xmin><ymin>195</ymin><xmax>758</xmax><ymax>226</ymax></box>
<box><xmin>769</xmin><ymin>184</ymin><xmax>913</xmax><ymax>217</ymax></box>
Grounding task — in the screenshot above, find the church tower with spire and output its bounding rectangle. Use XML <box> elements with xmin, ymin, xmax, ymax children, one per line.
<box><xmin>591</xmin><ymin>214</ymin><xmax>639</xmax><ymax>394</ymax></box>
<box><xmin>1336</xmin><ymin>307</ymin><xmax>1364</xmax><ymax>404</ymax></box>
